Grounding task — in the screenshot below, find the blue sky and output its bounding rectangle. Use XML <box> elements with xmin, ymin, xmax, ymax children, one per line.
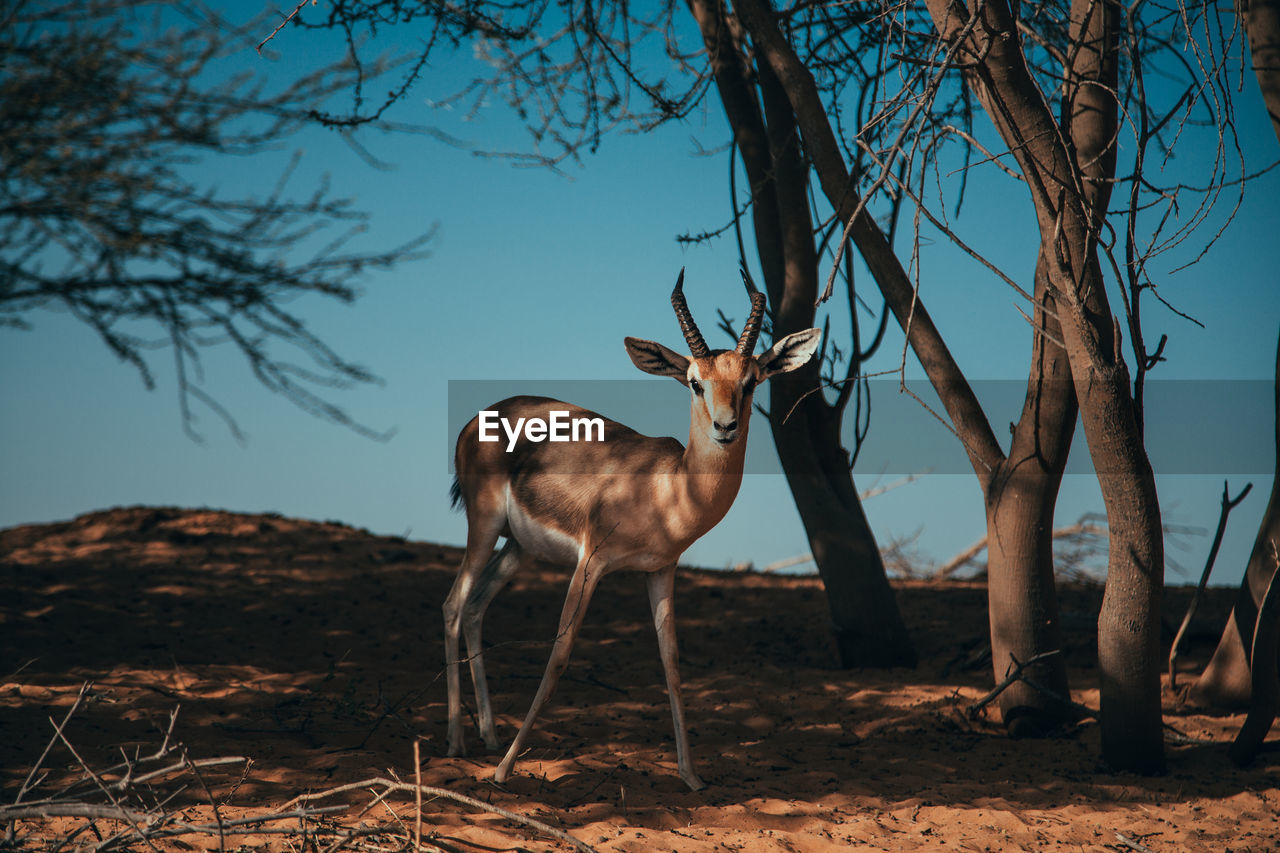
<box><xmin>2</xmin><ymin>2</ymin><xmax>1277</xmax><ymax>588</ymax></box>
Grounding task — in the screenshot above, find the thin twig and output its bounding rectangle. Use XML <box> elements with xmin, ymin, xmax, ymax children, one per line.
<box><xmin>14</xmin><ymin>683</ymin><xmax>92</xmax><ymax>805</ymax></box>
<box><xmin>933</xmin><ymin>519</ymin><xmax>1108</xmax><ymax>580</ymax></box>
<box><xmin>1168</xmin><ymin>480</ymin><xmax>1252</xmax><ymax>690</ymax></box>
<box><xmin>968</xmin><ymin>651</ymin><xmax>1065</xmax><ymax>719</ymax></box>
<box><xmin>257</xmin><ymin>0</ymin><xmax>308</xmax><ymax>54</ymax></box>
<box><xmin>1115</xmin><ymin>831</ymin><xmax>1159</xmax><ymax>853</ymax></box>
<box><xmin>282</xmin><ymin>779</ymin><xmax>597</xmax><ymax>853</ymax></box>
<box><xmin>413</xmin><ymin>740</ymin><xmax>423</xmax><ymax>852</ymax></box>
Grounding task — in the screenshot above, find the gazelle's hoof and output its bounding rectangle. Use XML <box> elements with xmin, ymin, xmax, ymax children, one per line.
<box><xmin>680</xmin><ymin>769</ymin><xmax>706</xmax><ymax>792</ymax></box>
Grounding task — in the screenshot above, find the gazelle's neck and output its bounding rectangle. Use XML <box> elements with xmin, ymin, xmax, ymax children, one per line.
<box><xmin>676</xmin><ymin>419</ymin><xmax>750</xmax><ymax>534</ymax></box>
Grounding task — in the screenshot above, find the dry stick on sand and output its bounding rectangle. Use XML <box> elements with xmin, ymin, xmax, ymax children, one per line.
<box><xmin>966</xmin><ymin>651</ymin><xmax>1093</xmax><ymax>721</ymax></box>
<box><xmin>965</xmin><ymin>653</ymin><xmax>1224</xmax><ymax>748</ymax></box>
<box><xmin>1168</xmin><ymin>480</ymin><xmax>1252</xmax><ymax>691</ymax></box>
<box><xmin>1115</xmin><ymin>831</ymin><xmax>1160</xmax><ymax>853</ymax></box>
<box><xmin>414</xmin><ymin>739</ymin><xmax>423</xmax><ymax>852</ymax></box>
<box><xmin>967</xmin><ymin>651</ymin><xmax>1101</xmax><ymax>724</ymax></box>
<box><xmin>281</xmin><ymin>779</ymin><xmax>597</xmax><ymax>853</ymax></box>
<box><xmin>4</xmin><ymin>692</ymin><xmax>596</xmax><ymax>853</ymax></box>
<box><xmin>11</xmin><ymin>682</ymin><xmax>91</xmax><ymax>809</ymax></box>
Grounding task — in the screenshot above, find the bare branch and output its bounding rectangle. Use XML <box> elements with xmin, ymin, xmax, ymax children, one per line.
<box><xmin>2</xmin><ymin>0</ymin><xmax>435</xmax><ymax>440</ymax></box>
<box><xmin>1168</xmin><ymin>480</ymin><xmax>1253</xmax><ymax>690</ymax></box>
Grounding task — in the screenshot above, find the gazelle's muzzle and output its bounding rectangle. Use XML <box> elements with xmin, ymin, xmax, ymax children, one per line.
<box><xmin>707</xmin><ymin>392</ymin><xmax>741</xmax><ymax>445</ymax></box>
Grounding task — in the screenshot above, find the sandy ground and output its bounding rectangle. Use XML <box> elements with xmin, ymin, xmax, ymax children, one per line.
<box><xmin>2</xmin><ymin>506</ymin><xmax>1277</xmax><ymax>851</ymax></box>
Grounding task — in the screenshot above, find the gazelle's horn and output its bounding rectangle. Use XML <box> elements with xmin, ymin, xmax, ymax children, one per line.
<box><xmin>736</xmin><ymin>265</ymin><xmax>767</xmax><ymax>356</ymax></box>
<box><xmin>671</xmin><ymin>268</ymin><xmax>711</xmax><ymax>358</ymax></box>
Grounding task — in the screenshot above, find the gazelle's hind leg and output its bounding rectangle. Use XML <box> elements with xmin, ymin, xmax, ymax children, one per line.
<box><xmin>461</xmin><ymin>542</ymin><xmax>528</xmax><ymax>750</ymax></box>
<box><xmin>444</xmin><ymin>526</ymin><xmax>505</xmax><ymax>757</ymax></box>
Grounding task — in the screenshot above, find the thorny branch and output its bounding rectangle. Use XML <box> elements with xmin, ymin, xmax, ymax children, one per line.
<box><xmin>966</xmin><ymin>650</ymin><xmax>1091</xmax><ymax>722</ymax></box>
<box><xmin>2</xmin><ymin>686</ymin><xmax>598</xmax><ymax>852</ymax></box>
<box><xmin>264</xmin><ymin>0</ymin><xmax>1268</xmax><ymax>415</ymax></box>
<box><xmin>3</xmin><ymin>0</ymin><xmax>436</xmax><ymax>441</ymax></box>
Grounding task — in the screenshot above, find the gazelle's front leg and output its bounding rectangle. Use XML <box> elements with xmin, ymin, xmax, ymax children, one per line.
<box><xmin>647</xmin><ymin>563</ymin><xmax>704</xmax><ymax>791</ymax></box>
<box><xmin>493</xmin><ymin>555</ymin><xmax>604</xmax><ymax>784</ymax></box>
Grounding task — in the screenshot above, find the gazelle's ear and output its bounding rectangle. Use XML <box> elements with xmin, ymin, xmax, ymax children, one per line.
<box><xmin>625</xmin><ymin>337</ymin><xmax>691</xmax><ymax>383</ymax></box>
<box><xmin>757</xmin><ymin>327</ymin><xmax>821</xmax><ymax>379</ymax></box>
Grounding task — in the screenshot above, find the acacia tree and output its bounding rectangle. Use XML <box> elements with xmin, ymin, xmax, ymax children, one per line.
<box><xmin>1</xmin><ymin>0</ymin><xmax>432</xmax><ymax>440</ymax></box>
<box><xmin>734</xmin><ymin>0</ymin><xmax>1255</xmax><ymax>768</ymax></box>
<box><xmin>282</xmin><ymin>0</ymin><xmax>1253</xmax><ymax>766</ymax></box>
<box><xmin>688</xmin><ymin>0</ymin><xmax>1077</xmax><ymax>726</ymax></box>
<box><xmin>1191</xmin><ymin>2</ymin><xmax>1280</xmax><ymax>714</ymax></box>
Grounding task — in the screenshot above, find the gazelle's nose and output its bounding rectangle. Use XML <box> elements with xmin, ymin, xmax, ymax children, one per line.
<box><xmin>713</xmin><ymin>418</ymin><xmax>737</xmax><ymax>433</ymax></box>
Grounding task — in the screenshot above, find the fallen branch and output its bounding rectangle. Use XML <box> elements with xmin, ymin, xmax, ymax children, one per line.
<box><xmin>967</xmin><ymin>651</ymin><xmax>1080</xmax><ymax>720</ymax></box>
<box><xmin>1115</xmin><ymin>831</ymin><xmax>1159</xmax><ymax>853</ymax></box>
<box><xmin>732</xmin><ymin>475</ymin><xmax>925</xmax><ymax>573</ymax></box>
<box><xmin>748</xmin><ymin>553</ymin><xmax>815</xmax><ymax>573</ymax></box>
<box><xmin>4</xmin><ymin>693</ymin><xmax>596</xmax><ymax>853</ymax></box>
<box><xmin>282</xmin><ymin>778</ymin><xmax>597</xmax><ymax>853</ymax></box>
<box><xmin>12</xmin><ymin>682</ymin><xmax>91</xmax><ymax>806</ymax></box>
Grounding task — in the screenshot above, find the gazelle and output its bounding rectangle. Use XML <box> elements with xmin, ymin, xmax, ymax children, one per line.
<box><xmin>444</xmin><ymin>269</ymin><xmax>820</xmax><ymax>790</ymax></box>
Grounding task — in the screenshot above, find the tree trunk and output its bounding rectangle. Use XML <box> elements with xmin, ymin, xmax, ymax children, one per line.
<box><xmin>689</xmin><ymin>0</ymin><xmax>916</xmax><ymax>667</ymax></box>
<box><xmin>770</xmin><ymin>373</ymin><xmax>919</xmax><ymax>667</ymax></box>
<box><xmin>984</xmin><ymin>264</ymin><xmax>1077</xmax><ymax>733</ymax></box>
<box><xmin>1241</xmin><ymin>0</ymin><xmax>1280</xmax><ymax>145</ymax></box>
<box><xmin>984</xmin><ymin>472</ymin><xmax>1072</xmax><ymax>732</ymax></box>
<box><xmin>1192</xmin><ymin>329</ymin><xmax>1280</xmax><ymax>707</ymax></box>
<box><xmin>757</xmin><ymin>54</ymin><xmax>917</xmax><ymax>669</ymax></box>
<box><xmin>1077</xmin><ymin>346</ymin><xmax>1166</xmax><ymax>773</ymax></box>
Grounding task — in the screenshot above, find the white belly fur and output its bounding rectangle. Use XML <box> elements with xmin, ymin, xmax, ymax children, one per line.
<box><xmin>504</xmin><ymin>485</ymin><xmax>583</xmax><ymax>566</ymax></box>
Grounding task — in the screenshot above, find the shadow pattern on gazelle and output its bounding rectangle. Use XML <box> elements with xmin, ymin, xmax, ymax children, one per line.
<box><xmin>445</xmin><ymin>268</ymin><xmax>820</xmax><ymax>790</ymax></box>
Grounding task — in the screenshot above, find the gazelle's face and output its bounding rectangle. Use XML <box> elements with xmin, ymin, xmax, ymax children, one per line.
<box><xmin>622</xmin><ymin>269</ymin><xmax>821</xmax><ymax>455</ymax></box>
<box><xmin>687</xmin><ymin>352</ymin><xmax>762</xmax><ymax>447</ymax></box>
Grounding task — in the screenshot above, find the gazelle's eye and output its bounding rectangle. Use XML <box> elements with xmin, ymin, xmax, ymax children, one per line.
<box><xmin>690</xmin><ymin>379</ymin><xmax>704</xmax><ymax>397</ymax></box>
<box><xmin>743</xmin><ymin>376</ymin><xmax>757</xmax><ymax>394</ymax></box>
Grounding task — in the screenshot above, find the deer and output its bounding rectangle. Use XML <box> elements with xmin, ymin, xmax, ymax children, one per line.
<box><xmin>444</xmin><ymin>268</ymin><xmax>820</xmax><ymax>791</ymax></box>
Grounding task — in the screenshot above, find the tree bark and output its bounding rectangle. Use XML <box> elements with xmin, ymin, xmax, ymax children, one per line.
<box><xmin>984</xmin><ymin>259</ymin><xmax>1077</xmax><ymax>734</ymax></box>
<box><xmin>1241</xmin><ymin>0</ymin><xmax>1280</xmax><ymax>145</ymax></box>
<box><xmin>688</xmin><ymin>0</ymin><xmax>916</xmax><ymax>667</ymax></box>
<box><xmin>1192</xmin><ymin>329</ymin><xmax>1280</xmax><ymax>708</ymax></box>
